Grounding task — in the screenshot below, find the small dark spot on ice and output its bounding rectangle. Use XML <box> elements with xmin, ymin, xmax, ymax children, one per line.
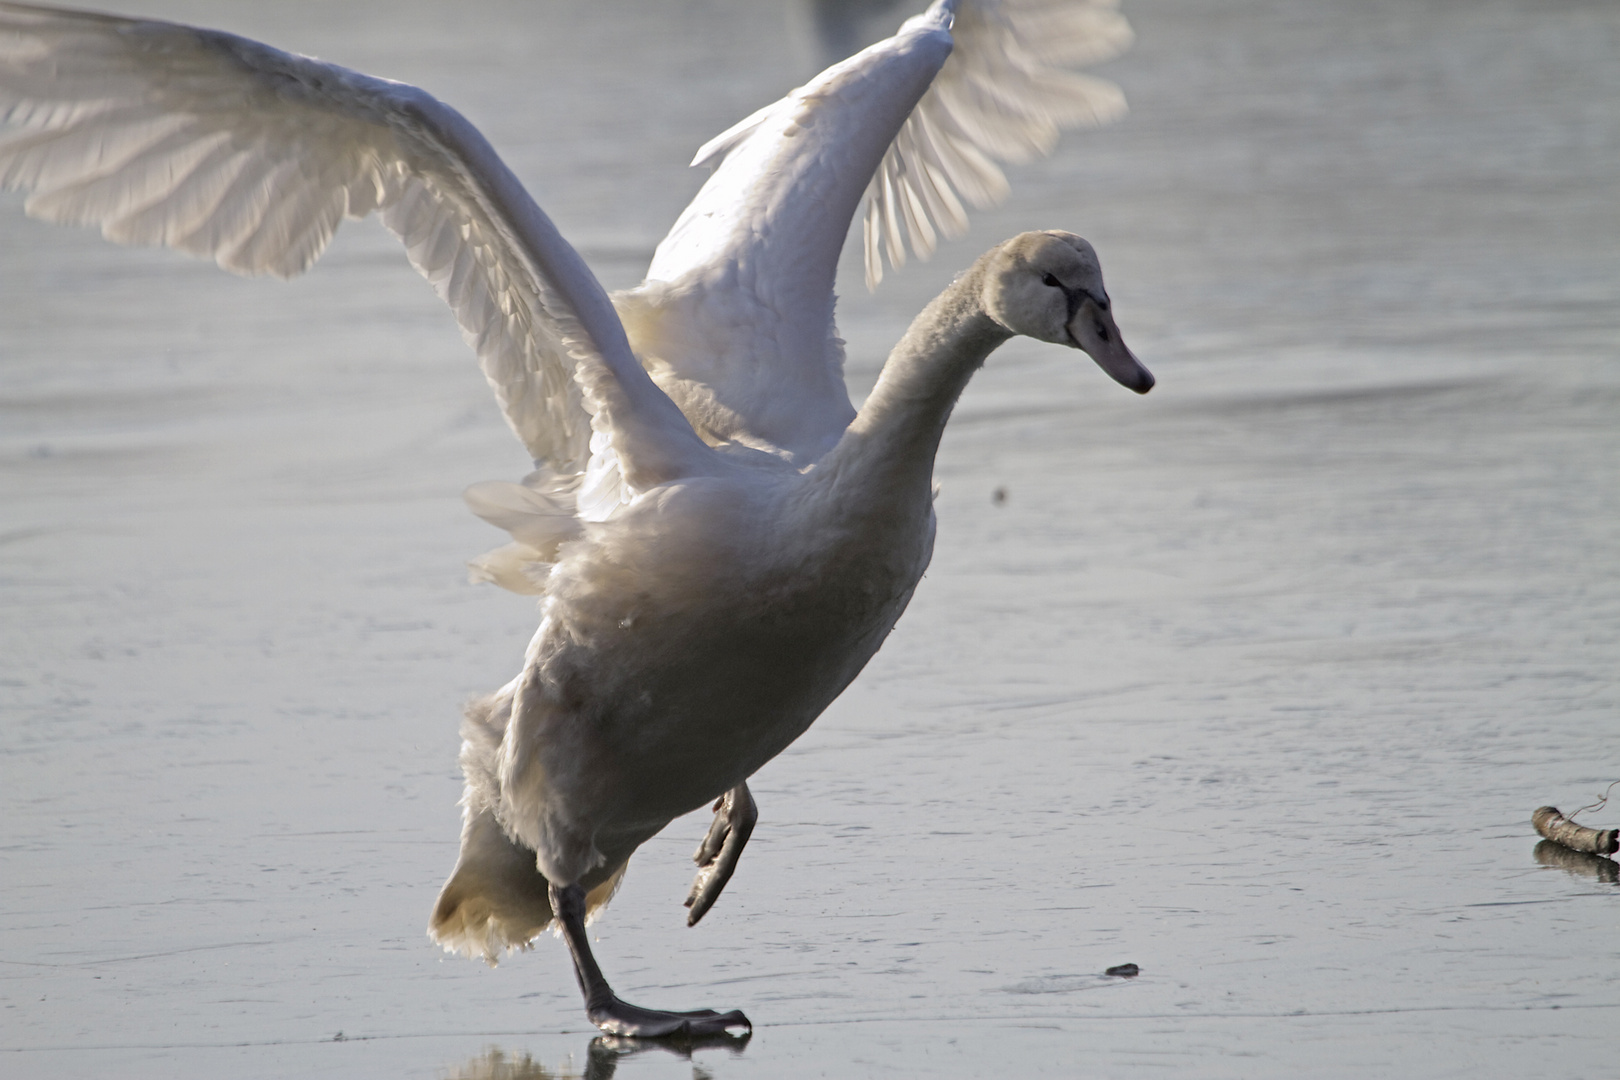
<box><xmin>991</xmin><ymin>486</ymin><xmax>1008</xmax><ymax>506</ymax></box>
<box><xmin>1105</xmin><ymin>963</ymin><xmax>1139</xmax><ymax>977</ymax></box>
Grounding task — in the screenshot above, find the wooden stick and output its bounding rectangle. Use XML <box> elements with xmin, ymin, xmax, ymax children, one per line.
<box><xmin>1532</xmin><ymin>806</ymin><xmax>1620</xmax><ymax>856</ymax></box>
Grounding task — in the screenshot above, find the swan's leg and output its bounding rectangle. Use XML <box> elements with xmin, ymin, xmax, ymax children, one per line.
<box><xmin>549</xmin><ymin>882</ymin><xmax>751</xmax><ymax>1038</ymax></box>
<box><xmin>684</xmin><ymin>782</ymin><xmax>758</xmax><ymax>927</ymax></box>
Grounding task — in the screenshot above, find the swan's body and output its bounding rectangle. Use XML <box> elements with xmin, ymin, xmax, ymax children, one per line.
<box><xmin>0</xmin><ymin>0</ymin><xmax>1147</xmax><ymax>1036</ymax></box>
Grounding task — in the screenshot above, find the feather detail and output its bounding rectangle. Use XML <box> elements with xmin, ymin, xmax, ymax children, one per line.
<box><xmin>0</xmin><ymin>2</ymin><xmax>710</xmax><ymax>489</ymax></box>
<box><xmin>862</xmin><ymin>0</ymin><xmax>1132</xmax><ymax>288</ymax></box>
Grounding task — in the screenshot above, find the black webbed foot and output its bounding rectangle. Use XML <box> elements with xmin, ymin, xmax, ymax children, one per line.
<box><xmin>550</xmin><ymin>881</ymin><xmax>751</xmax><ymax>1040</ymax></box>
<box><xmin>685</xmin><ymin>781</ymin><xmax>757</xmax><ymax>926</ymax></box>
<box><xmin>585</xmin><ymin>993</ymin><xmax>751</xmax><ymax>1038</ymax></box>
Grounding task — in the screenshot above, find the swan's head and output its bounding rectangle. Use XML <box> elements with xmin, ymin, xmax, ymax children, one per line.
<box><xmin>982</xmin><ymin>231</ymin><xmax>1154</xmax><ymax>394</ymax></box>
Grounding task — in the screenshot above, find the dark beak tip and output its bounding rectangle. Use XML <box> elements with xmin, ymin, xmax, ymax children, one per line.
<box><xmin>1134</xmin><ymin>368</ymin><xmax>1155</xmax><ymax>394</ymax></box>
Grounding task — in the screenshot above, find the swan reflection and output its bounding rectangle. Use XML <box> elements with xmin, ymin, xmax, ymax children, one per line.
<box><xmin>444</xmin><ymin>1048</ymin><xmax>580</xmax><ymax>1080</ymax></box>
<box><xmin>445</xmin><ymin>1033</ymin><xmax>750</xmax><ymax>1080</ymax></box>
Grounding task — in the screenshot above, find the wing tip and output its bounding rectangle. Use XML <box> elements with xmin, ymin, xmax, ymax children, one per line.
<box><xmin>861</xmin><ymin>0</ymin><xmax>1135</xmax><ymax>289</ymax></box>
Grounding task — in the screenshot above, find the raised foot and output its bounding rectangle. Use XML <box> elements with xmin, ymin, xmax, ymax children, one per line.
<box><xmin>587</xmin><ymin>993</ymin><xmax>751</xmax><ymax>1039</ymax></box>
<box><xmin>685</xmin><ymin>782</ymin><xmax>758</xmax><ymax>927</ymax></box>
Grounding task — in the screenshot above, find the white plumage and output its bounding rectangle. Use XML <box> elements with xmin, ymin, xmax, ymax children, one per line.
<box><xmin>0</xmin><ymin>0</ymin><xmax>1146</xmax><ymax>1037</ymax></box>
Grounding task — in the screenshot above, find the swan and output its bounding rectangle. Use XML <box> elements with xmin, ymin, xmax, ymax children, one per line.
<box><xmin>0</xmin><ymin>0</ymin><xmax>1150</xmax><ymax>1037</ymax></box>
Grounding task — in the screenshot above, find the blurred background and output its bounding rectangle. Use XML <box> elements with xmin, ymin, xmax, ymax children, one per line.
<box><xmin>2</xmin><ymin>1</ymin><xmax>1617</xmax><ymax>1077</ymax></box>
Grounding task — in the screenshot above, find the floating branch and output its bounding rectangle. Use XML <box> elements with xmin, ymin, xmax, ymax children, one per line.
<box><xmin>1532</xmin><ymin>806</ymin><xmax>1619</xmax><ymax>856</ymax></box>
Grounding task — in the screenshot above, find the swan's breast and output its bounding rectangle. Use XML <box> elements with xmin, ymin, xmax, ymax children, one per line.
<box><xmin>523</xmin><ymin>470</ymin><xmax>936</xmax><ymax>825</ymax></box>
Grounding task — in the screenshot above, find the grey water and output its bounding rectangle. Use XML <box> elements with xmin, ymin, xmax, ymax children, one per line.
<box><xmin>3</xmin><ymin>1</ymin><xmax>1618</xmax><ymax>1077</ymax></box>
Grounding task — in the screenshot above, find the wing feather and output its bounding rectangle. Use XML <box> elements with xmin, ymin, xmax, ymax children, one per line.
<box><xmin>0</xmin><ymin>2</ymin><xmax>706</xmax><ymax>489</ymax></box>
<box><xmin>863</xmin><ymin>0</ymin><xmax>1132</xmax><ymax>287</ymax></box>
<box><xmin>628</xmin><ymin>0</ymin><xmax>1131</xmax><ymax>465</ymax></box>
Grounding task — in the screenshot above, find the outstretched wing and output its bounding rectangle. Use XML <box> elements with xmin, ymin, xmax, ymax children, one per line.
<box><xmin>622</xmin><ymin>0</ymin><xmax>1131</xmax><ymax>465</ymax></box>
<box><xmin>0</xmin><ymin>2</ymin><xmax>707</xmax><ymax>491</ymax></box>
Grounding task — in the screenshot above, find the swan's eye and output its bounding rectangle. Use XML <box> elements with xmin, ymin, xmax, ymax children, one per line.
<box><xmin>1094</xmin><ymin>320</ymin><xmax>1110</xmax><ymax>342</ymax></box>
<box><xmin>1042</xmin><ymin>273</ymin><xmax>1062</xmax><ymax>288</ymax></box>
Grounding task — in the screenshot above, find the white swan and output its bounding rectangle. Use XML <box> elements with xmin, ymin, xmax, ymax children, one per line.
<box><xmin>0</xmin><ymin>0</ymin><xmax>1148</xmax><ymax>1037</ymax></box>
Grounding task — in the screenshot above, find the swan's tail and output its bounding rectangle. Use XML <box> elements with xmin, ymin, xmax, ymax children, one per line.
<box><xmin>429</xmin><ymin>810</ymin><xmax>630</xmax><ymax>965</ymax></box>
<box><xmin>429</xmin><ymin>688</ymin><xmax>626</xmax><ymax>964</ymax></box>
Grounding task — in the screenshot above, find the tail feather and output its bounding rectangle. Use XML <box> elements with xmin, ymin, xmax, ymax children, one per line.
<box><xmin>429</xmin><ymin>689</ymin><xmax>628</xmax><ymax>964</ymax></box>
<box><xmin>430</xmin><ymin>806</ymin><xmax>554</xmax><ymax>965</ymax></box>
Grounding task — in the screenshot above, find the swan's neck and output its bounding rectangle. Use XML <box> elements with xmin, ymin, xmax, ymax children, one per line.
<box><xmin>825</xmin><ymin>263</ymin><xmax>1011</xmax><ymax>502</ymax></box>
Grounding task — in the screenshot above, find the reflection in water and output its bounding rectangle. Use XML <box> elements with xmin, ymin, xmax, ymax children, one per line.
<box><xmin>587</xmin><ymin>1031</ymin><xmax>752</xmax><ymax>1078</ymax></box>
<box><xmin>1533</xmin><ymin>840</ymin><xmax>1620</xmax><ymax>885</ymax></box>
<box><xmin>446</xmin><ymin>1032</ymin><xmax>750</xmax><ymax>1080</ymax></box>
<box><xmin>445</xmin><ymin>1048</ymin><xmax>581</xmax><ymax>1080</ymax></box>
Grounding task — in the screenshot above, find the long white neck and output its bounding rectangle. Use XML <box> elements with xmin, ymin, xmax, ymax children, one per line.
<box><xmin>818</xmin><ymin>261</ymin><xmax>1012</xmax><ymax>510</ymax></box>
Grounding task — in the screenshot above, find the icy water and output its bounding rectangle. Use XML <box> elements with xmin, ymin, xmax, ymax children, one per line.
<box><xmin>3</xmin><ymin>1</ymin><xmax>1618</xmax><ymax>1077</ymax></box>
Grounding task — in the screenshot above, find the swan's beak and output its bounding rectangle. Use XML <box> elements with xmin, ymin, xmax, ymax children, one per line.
<box><xmin>1069</xmin><ymin>299</ymin><xmax>1153</xmax><ymax>394</ymax></box>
